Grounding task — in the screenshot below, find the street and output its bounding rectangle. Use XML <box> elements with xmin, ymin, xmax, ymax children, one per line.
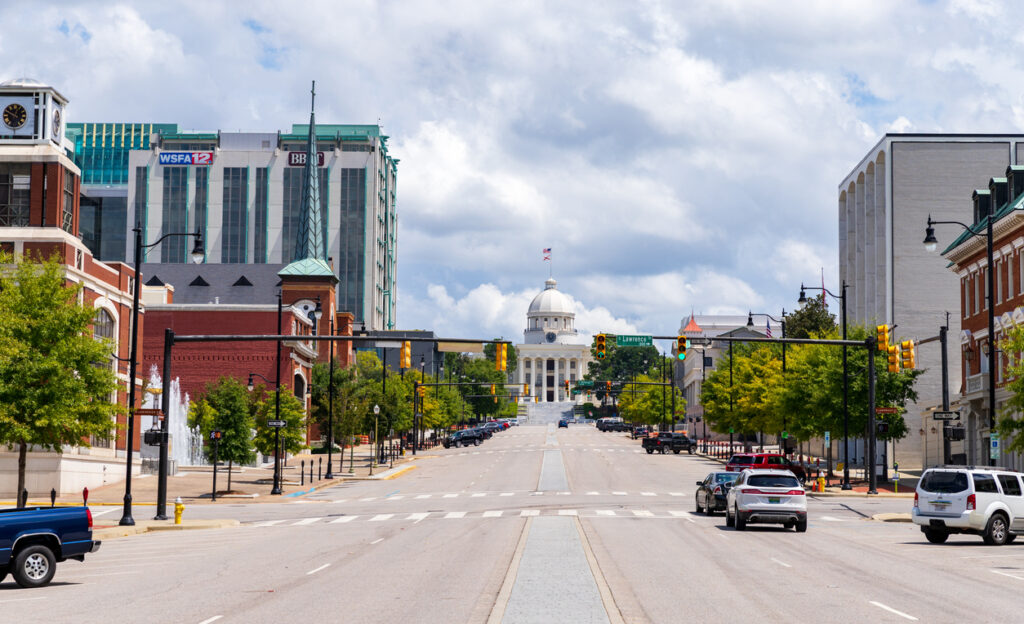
<box><xmin>7</xmin><ymin>424</ymin><xmax>1023</xmax><ymax>623</ymax></box>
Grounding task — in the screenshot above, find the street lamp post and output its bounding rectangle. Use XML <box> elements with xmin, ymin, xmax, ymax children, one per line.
<box><xmin>120</xmin><ymin>220</ymin><xmax>203</xmax><ymax>526</ymax></box>
<box><xmin>370</xmin><ymin>404</ymin><xmax>379</xmax><ymax>476</ymax></box>
<box><xmin>925</xmin><ymin>214</ymin><xmax>998</xmax><ymax>466</ymax></box>
<box><xmin>748</xmin><ymin>310</ymin><xmax>788</xmax><ymax>446</ymax></box>
<box><xmin>246</xmin><ymin>372</ymin><xmax>278</xmax><ymax>487</ymax></box>
<box><xmin>326</xmin><ymin>309</ymin><xmax>336</xmax><ymax>480</ymax></box>
<box><xmin>271</xmin><ymin>293</ymin><xmax>283</xmax><ymax>495</ymax></box>
<box><xmin>799</xmin><ymin>281</ymin><xmax>851</xmax><ymax>489</ymax></box>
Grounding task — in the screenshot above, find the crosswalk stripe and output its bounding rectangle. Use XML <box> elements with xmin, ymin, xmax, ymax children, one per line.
<box><xmin>558</xmin><ymin>510</ymin><xmax>578</xmax><ymax>516</ymax></box>
<box><xmin>471</xmin><ymin>493</ymin><xmax>486</xmax><ymax>498</ymax></box>
<box><xmin>407</xmin><ymin>512</ymin><xmax>429</xmax><ymax>522</ymax></box>
<box><xmin>292</xmin><ymin>517</ymin><xmax>323</xmax><ymax>526</ymax></box>
<box><xmin>329</xmin><ymin>516</ymin><xmax>357</xmax><ymax>524</ymax></box>
<box><xmin>641</xmin><ymin>492</ymin><xmax>656</xmax><ymax>497</ymax></box>
<box><xmin>482</xmin><ymin>511</ymin><xmax>503</xmax><ymax>518</ymax></box>
<box><xmin>331</xmin><ymin>499</ymin><xmax>348</xmax><ymax>504</ymax></box>
<box><xmin>669</xmin><ymin>492</ymin><xmax>684</xmax><ymax>497</ymax></box>
<box><xmin>500</xmin><ymin>492</ymin><xmax>514</xmax><ymax>497</ymax></box>
<box><xmin>632</xmin><ymin>510</ymin><xmax>654</xmax><ymax>517</ymax></box>
<box><xmin>370</xmin><ymin>514</ymin><xmax>394</xmax><ymax>522</ymax></box>
<box><xmin>668</xmin><ymin>511</ymin><xmax>688</xmax><ymax>517</ymax></box>
<box><xmin>443</xmin><ymin>494</ymin><xmax>458</xmax><ymax>498</ymax></box>
<box><xmin>596</xmin><ymin>510</ymin><xmax>616</xmax><ymax>516</ymax></box>
<box><xmin>612</xmin><ymin>492</ymin><xmax>627</xmax><ymax>496</ymax></box>
<box><xmin>359</xmin><ymin>497</ymin><xmax>376</xmax><ymax>502</ymax></box>
<box><xmin>387</xmin><ymin>495</ymin><xmax>404</xmax><ymax>501</ymax></box>
<box><xmin>415</xmin><ymin>494</ymin><xmax>432</xmax><ymax>499</ymax></box>
<box><xmin>251</xmin><ymin>520</ymin><xmax>286</xmax><ymax>527</ymax></box>
<box><xmin>445</xmin><ymin>511</ymin><xmax>466</xmax><ymax>519</ymax></box>
<box><xmin>520</xmin><ymin>510</ymin><xmax>539</xmax><ymax>517</ymax></box>
<box><xmin>586</xmin><ymin>491</ymin><xmax>599</xmax><ymax>496</ymax></box>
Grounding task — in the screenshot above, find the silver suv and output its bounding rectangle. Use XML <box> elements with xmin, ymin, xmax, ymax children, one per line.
<box><xmin>913</xmin><ymin>466</ymin><xmax>1024</xmax><ymax>545</ymax></box>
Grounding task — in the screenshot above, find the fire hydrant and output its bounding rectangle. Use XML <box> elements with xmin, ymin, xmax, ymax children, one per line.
<box><xmin>174</xmin><ymin>496</ymin><xmax>184</xmax><ymax>525</ymax></box>
<box><xmin>817</xmin><ymin>476</ymin><xmax>826</xmax><ymax>493</ymax></box>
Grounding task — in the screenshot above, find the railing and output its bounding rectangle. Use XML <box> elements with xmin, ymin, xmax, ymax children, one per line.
<box><xmin>965</xmin><ymin>372</ymin><xmax>988</xmax><ymax>395</ymax></box>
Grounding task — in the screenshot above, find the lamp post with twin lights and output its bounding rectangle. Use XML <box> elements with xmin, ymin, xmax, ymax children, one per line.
<box><xmin>924</xmin><ymin>214</ymin><xmax>997</xmax><ymax>465</ymax></box>
<box><xmin>798</xmin><ymin>281</ymin><xmax>852</xmax><ymax>490</ymax></box>
<box><xmin>121</xmin><ymin>221</ymin><xmax>203</xmax><ymax>526</ymax></box>
<box><xmin>747</xmin><ymin>310</ymin><xmax>788</xmax><ymax>445</ymax></box>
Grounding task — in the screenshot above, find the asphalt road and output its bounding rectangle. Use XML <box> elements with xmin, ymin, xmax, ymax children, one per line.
<box><xmin>7</xmin><ymin>424</ymin><xmax>1024</xmax><ymax>623</ymax></box>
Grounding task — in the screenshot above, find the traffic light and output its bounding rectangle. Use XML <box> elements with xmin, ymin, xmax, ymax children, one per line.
<box><xmin>400</xmin><ymin>341</ymin><xmax>411</xmax><ymax>368</ymax></box>
<box><xmin>417</xmin><ymin>384</ymin><xmax>426</xmax><ymax>398</ymax></box>
<box><xmin>490</xmin><ymin>384</ymin><xmax>496</xmax><ymax>395</ymax></box>
<box><xmin>900</xmin><ymin>339</ymin><xmax>915</xmax><ymax>370</ymax></box>
<box><xmin>524</xmin><ymin>383</ymin><xmax>530</xmax><ymax>396</ymax></box>
<box><xmin>676</xmin><ymin>336</ymin><xmax>687</xmax><ymax>361</ymax></box>
<box><xmin>876</xmin><ymin>324</ymin><xmax>890</xmax><ymax>352</ymax></box>
<box><xmin>887</xmin><ymin>344</ymin><xmax>900</xmax><ymax>373</ymax></box>
<box><xmin>876</xmin><ymin>422</ymin><xmax>890</xmax><ymax>434</ymax></box>
<box><xmin>564</xmin><ymin>380</ymin><xmax>570</xmax><ymax>394</ymax></box>
<box><xmin>495</xmin><ymin>343</ymin><xmax>507</xmax><ymax>371</ymax></box>
<box><xmin>595</xmin><ymin>334</ymin><xmax>607</xmax><ymax>359</ymax></box>
<box><xmin>605</xmin><ymin>381</ymin><xmax>611</xmax><ymax>392</ymax></box>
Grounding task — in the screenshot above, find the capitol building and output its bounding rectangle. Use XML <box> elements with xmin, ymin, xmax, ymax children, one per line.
<box><xmin>515</xmin><ymin>278</ymin><xmax>593</xmax><ymax>403</ymax></box>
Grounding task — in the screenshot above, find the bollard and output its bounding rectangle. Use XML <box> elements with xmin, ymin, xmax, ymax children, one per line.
<box><xmin>310</xmin><ymin>460</ymin><xmax>314</xmax><ymax>483</ymax></box>
<box><xmin>174</xmin><ymin>497</ymin><xmax>184</xmax><ymax>525</ymax></box>
<box><xmin>50</xmin><ymin>488</ymin><xmax>56</xmax><ymax>508</ymax></box>
<box><xmin>83</xmin><ymin>487</ymin><xmax>89</xmax><ymax>506</ymax></box>
<box><xmin>301</xmin><ymin>460</ymin><xmax>305</xmax><ymax>486</ymax></box>
<box><xmin>319</xmin><ymin>457</ymin><xmax>322</xmax><ymax>481</ymax></box>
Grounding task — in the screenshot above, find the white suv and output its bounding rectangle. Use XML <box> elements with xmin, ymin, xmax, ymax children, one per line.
<box><xmin>726</xmin><ymin>469</ymin><xmax>808</xmax><ymax>532</ymax></box>
<box><xmin>913</xmin><ymin>467</ymin><xmax>1024</xmax><ymax>545</ymax></box>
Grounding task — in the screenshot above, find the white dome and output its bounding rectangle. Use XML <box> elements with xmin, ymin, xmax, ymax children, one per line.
<box><xmin>527</xmin><ymin>278</ymin><xmax>574</xmax><ymax>316</ymax></box>
<box><xmin>0</xmin><ymin>78</ymin><xmax>50</xmax><ymax>88</ymax></box>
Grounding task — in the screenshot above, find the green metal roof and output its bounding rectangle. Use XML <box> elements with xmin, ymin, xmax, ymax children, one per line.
<box><xmin>277</xmin><ymin>257</ymin><xmax>336</xmax><ymax>278</ymax></box>
<box><xmin>942</xmin><ymin>190</ymin><xmax>1024</xmax><ymax>255</ymax></box>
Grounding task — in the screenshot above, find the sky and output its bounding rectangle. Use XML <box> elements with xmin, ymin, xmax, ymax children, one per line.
<box><xmin>3</xmin><ymin>0</ymin><xmax>1022</xmax><ymax>353</ymax></box>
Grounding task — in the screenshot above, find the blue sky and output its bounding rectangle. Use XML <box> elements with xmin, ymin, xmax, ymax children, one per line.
<box><xmin>3</xmin><ymin>0</ymin><xmax>1021</xmax><ymax>350</ymax></box>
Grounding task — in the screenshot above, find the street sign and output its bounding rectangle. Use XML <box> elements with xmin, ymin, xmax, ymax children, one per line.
<box><xmin>616</xmin><ymin>334</ymin><xmax>653</xmax><ymax>347</ymax></box>
<box><xmin>875</xmin><ymin>407</ymin><xmax>899</xmax><ymax>414</ymax></box>
<box><xmin>824</xmin><ymin>431</ymin><xmax>830</xmax><ymax>445</ymax></box>
<box><xmin>991</xmin><ymin>432</ymin><xmax>1000</xmax><ymax>460</ymax></box>
<box><xmin>267</xmin><ymin>419</ymin><xmax>287</xmax><ymax>428</ymax></box>
<box><xmin>933</xmin><ymin>411</ymin><xmax>959</xmax><ymax>421</ymax></box>
<box><xmin>576</xmin><ymin>380</ymin><xmax>594</xmax><ymax>387</ymax></box>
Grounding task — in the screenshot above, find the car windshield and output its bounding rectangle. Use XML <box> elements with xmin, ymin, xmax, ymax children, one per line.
<box><xmin>729</xmin><ymin>456</ymin><xmax>755</xmax><ymax>464</ymax></box>
<box><xmin>714</xmin><ymin>473</ymin><xmax>739</xmax><ymax>484</ymax></box>
<box><xmin>920</xmin><ymin>471</ymin><xmax>969</xmax><ymax>494</ymax></box>
<box><xmin>747</xmin><ymin>475</ymin><xmax>800</xmax><ymax>488</ymax></box>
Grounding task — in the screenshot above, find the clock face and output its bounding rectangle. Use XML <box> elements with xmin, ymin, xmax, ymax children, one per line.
<box><xmin>546</xmin><ymin>332</ymin><xmax>557</xmax><ymax>343</ymax></box>
<box><xmin>52</xmin><ymin>108</ymin><xmax>61</xmax><ymax>139</ymax></box>
<box><xmin>3</xmin><ymin>103</ymin><xmax>27</xmax><ymax>130</ymax></box>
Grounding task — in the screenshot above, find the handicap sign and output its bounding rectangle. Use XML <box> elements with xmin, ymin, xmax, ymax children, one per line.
<box><xmin>991</xmin><ymin>432</ymin><xmax>1000</xmax><ymax>460</ymax></box>
<box><xmin>824</xmin><ymin>431</ymin><xmax>830</xmax><ymax>445</ymax></box>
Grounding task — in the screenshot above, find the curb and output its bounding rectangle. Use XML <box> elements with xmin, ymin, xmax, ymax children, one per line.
<box><xmin>93</xmin><ymin>519</ymin><xmax>239</xmax><ymax>540</ymax></box>
<box><xmin>812</xmin><ymin>491</ymin><xmax>914</xmax><ymax>499</ymax></box>
<box><xmin>872</xmin><ymin>513</ymin><xmax>913</xmax><ymax>523</ymax></box>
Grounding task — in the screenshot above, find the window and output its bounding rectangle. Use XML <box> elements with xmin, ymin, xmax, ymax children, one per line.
<box><xmin>975</xmin><ymin>274</ymin><xmax>980</xmax><ymax>315</ymax></box>
<box><xmin>973</xmin><ymin>473</ymin><xmax>999</xmax><ymax>493</ymax></box>
<box><xmin>221</xmin><ymin>167</ymin><xmax>248</xmax><ymax>263</ymax></box>
<box><xmin>0</xmin><ymin>163</ymin><xmax>30</xmax><ymax>227</ymax></box>
<box><xmin>963</xmin><ymin>279</ymin><xmax>970</xmax><ymax>320</ymax></box>
<box><xmin>194</xmin><ymin>167</ymin><xmax>208</xmax><ymax>250</ymax></box>
<box><xmin>254</xmin><ymin>168</ymin><xmax>268</xmax><ymax>263</ymax></box>
<box><xmin>747</xmin><ymin>474</ymin><xmax>800</xmax><ymax>488</ymax></box>
<box><xmin>1009</xmin><ymin>258</ymin><xmax>1015</xmax><ymax>300</ymax></box>
<box><xmin>920</xmin><ymin>471</ymin><xmax>968</xmax><ymax>493</ymax></box>
<box><xmin>997</xmin><ymin>260</ymin><xmax>1003</xmax><ymax>304</ymax></box>
<box><xmin>62</xmin><ymin>169</ymin><xmax>75</xmax><ymax>234</ymax></box>
<box><xmin>983</xmin><ymin>272</ymin><xmax>988</xmax><ymax>310</ymax></box>
<box><xmin>92</xmin><ymin>308</ymin><xmax>114</xmax><ymax>340</ymax></box>
<box><xmin>160</xmin><ymin>167</ymin><xmax>188</xmax><ymax>262</ymax></box>
<box><xmin>998</xmin><ymin>474</ymin><xmax>1022</xmax><ymax>496</ymax></box>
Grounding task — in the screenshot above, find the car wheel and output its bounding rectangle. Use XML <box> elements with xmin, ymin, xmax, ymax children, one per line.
<box><xmin>688</xmin><ymin>447</ymin><xmax>694</xmax><ymax>455</ymax></box>
<box><xmin>695</xmin><ymin>494</ymin><xmax>703</xmax><ymax>514</ymax></box>
<box><xmin>660</xmin><ymin>448</ymin><xmax>666</xmax><ymax>454</ymax></box>
<box><xmin>474</xmin><ymin>439</ymin><xmax>481</xmax><ymax>446</ymax></box>
<box><xmin>646</xmin><ymin>449</ymin><xmax>653</xmax><ymax>454</ymax></box>
<box><xmin>705</xmin><ymin>500</ymin><xmax>715</xmax><ymax>517</ymax></box>
<box><xmin>984</xmin><ymin>513</ymin><xmax>1010</xmax><ymax>545</ymax></box>
<box><xmin>12</xmin><ymin>545</ymin><xmax>56</xmax><ymax>588</ymax></box>
<box><xmin>795</xmin><ymin>518</ymin><xmax>807</xmax><ymax>533</ymax></box>
<box><xmin>734</xmin><ymin>508</ymin><xmax>746</xmax><ymax>531</ymax></box>
<box><xmin>725</xmin><ymin>504</ymin><xmax>735</xmax><ymax>528</ymax></box>
<box><xmin>924</xmin><ymin>528</ymin><xmax>949</xmax><ymax>544</ymax></box>
<box><xmin>454</xmin><ymin>440</ymin><xmax>462</xmax><ymax>448</ymax></box>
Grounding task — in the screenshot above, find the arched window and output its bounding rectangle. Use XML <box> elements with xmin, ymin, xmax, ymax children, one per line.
<box><xmin>93</xmin><ymin>308</ymin><xmax>114</xmax><ymax>341</ymax></box>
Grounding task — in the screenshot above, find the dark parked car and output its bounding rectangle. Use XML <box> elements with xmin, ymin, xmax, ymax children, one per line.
<box><xmin>0</xmin><ymin>506</ymin><xmax>101</xmax><ymax>587</ymax></box>
<box><xmin>481</xmin><ymin>422</ymin><xmax>504</xmax><ymax>435</ymax></box>
<box><xmin>642</xmin><ymin>432</ymin><xmax>695</xmax><ymax>454</ymax></box>
<box><xmin>558</xmin><ymin>419</ymin><xmax>569</xmax><ymax>428</ymax></box>
<box><xmin>443</xmin><ymin>430</ymin><xmax>482</xmax><ymax>448</ymax></box>
<box><xmin>631</xmin><ymin>426</ymin><xmax>649</xmax><ymax>439</ymax></box>
<box><xmin>695</xmin><ymin>471</ymin><xmax>740</xmax><ymax>515</ymax></box>
<box><xmin>725</xmin><ymin>453</ymin><xmax>806</xmax><ymax>482</ymax></box>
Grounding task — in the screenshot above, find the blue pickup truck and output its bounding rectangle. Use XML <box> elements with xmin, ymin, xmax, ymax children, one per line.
<box><xmin>0</xmin><ymin>506</ymin><xmax>101</xmax><ymax>588</ymax></box>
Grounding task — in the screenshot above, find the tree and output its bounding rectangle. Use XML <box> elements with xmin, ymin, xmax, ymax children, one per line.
<box><xmin>998</xmin><ymin>323</ymin><xmax>1024</xmax><ymax>453</ymax></box>
<box><xmin>252</xmin><ymin>390</ymin><xmax>307</xmax><ymax>458</ymax></box>
<box><xmin>192</xmin><ymin>376</ymin><xmax>255</xmax><ymax>491</ymax></box>
<box><xmin>786</xmin><ymin>293</ymin><xmax>837</xmax><ymax>339</ymax></box>
<box><xmin>309</xmin><ymin>361</ymin><xmax>358</xmax><ymax>448</ymax></box>
<box><xmin>584</xmin><ymin>337</ymin><xmax>659</xmax><ymax>383</ymax></box>
<box><xmin>0</xmin><ymin>253</ymin><xmax>120</xmax><ymax>506</ymax></box>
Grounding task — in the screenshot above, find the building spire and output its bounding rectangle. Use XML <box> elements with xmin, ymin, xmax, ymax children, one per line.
<box><xmin>295</xmin><ymin>79</ymin><xmax>324</xmax><ymax>262</ymax></box>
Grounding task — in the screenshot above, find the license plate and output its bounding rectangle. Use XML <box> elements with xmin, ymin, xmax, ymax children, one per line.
<box><xmin>768</xmin><ymin>497</ymin><xmax>780</xmax><ymax>504</ymax></box>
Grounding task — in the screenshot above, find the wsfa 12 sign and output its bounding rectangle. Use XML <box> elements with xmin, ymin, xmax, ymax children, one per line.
<box><xmin>158</xmin><ymin>151</ymin><xmax>214</xmax><ymax>165</ymax></box>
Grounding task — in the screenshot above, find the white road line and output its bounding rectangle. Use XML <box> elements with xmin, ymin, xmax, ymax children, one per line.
<box><xmin>370</xmin><ymin>538</ymin><xmax>384</xmax><ymax>544</ymax></box>
<box><xmin>445</xmin><ymin>511</ymin><xmax>466</xmax><ymax>519</ymax></box>
<box><xmin>558</xmin><ymin>491</ymin><xmax>571</xmax><ymax>496</ymax></box>
<box><xmin>91</xmin><ymin>508</ymin><xmax>117</xmax><ymax>517</ymax></box>
<box><xmin>668</xmin><ymin>511</ymin><xmax>688</xmax><ymax>517</ymax></box>
<box><xmin>292</xmin><ymin>517</ymin><xmax>323</xmax><ymax>526</ymax></box>
<box><xmin>250</xmin><ymin>520</ymin><xmax>286</xmax><ymax>527</ymax></box>
<box><xmin>771</xmin><ymin>558</ymin><xmax>791</xmax><ymax>568</ymax></box>
<box><xmin>869</xmin><ymin>601</ymin><xmax>918</xmax><ymax>621</ymax></box>
<box><xmin>331</xmin><ymin>499</ymin><xmax>348</xmax><ymax>504</ymax></box>
<box><xmin>472</xmin><ymin>493</ymin><xmax>487</xmax><ymax>497</ymax></box>
<box><xmin>531</xmin><ymin>491</ymin><xmax>544</xmax><ymax>496</ymax></box>
<box><xmin>0</xmin><ymin>597</ymin><xmax>46</xmax><ymax>605</ymax></box>
<box><xmin>359</xmin><ymin>497</ymin><xmax>376</xmax><ymax>502</ymax></box>
<box><xmin>520</xmin><ymin>510</ymin><xmax>540</xmax><ymax>517</ymax></box>
<box><xmin>369</xmin><ymin>514</ymin><xmax>394</xmax><ymax>522</ymax></box>
<box><xmin>819</xmin><ymin>516</ymin><xmax>845</xmax><ymax>522</ymax></box>
<box><xmin>669</xmin><ymin>492</ymin><xmax>684</xmax><ymax>497</ymax></box>
<box><xmin>198</xmin><ymin>617</ymin><xmax>223</xmax><ymax>624</ymax></box>
<box><xmin>992</xmin><ymin>569</ymin><xmax>1024</xmax><ymax>581</ymax></box>
<box><xmin>329</xmin><ymin>516</ymin><xmax>358</xmax><ymax>524</ymax></box>
<box><xmin>483</xmin><ymin>511</ymin><xmax>503</xmax><ymax>518</ymax></box>
<box><xmin>612</xmin><ymin>491</ymin><xmax>627</xmax><ymax>496</ymax></box>
<box><xmin>443</xmin><ymin>494</ymin><xmax>458</xmax><ymax>498</ymax></box>
<box><xmin>586</xmin><ymin>491</ymin><xmax>599</xmax><ymax>496</ymax></box>
<box><xmin>387</xmin><ymin>495</ymin><xmax>404</xmax><ymax>501</ymax></box>
<box><xmin>307</xmin><ymin>563</ymin><xmax>331</xmax><ymax>575</ymax></box>
<box><xmin>558</xmin><ymin>510</ymin><xmax>578</xmax><ymax>516</ymax></box>
<box><xmin>500</xmin><ymin>492</ymin><xmax>514</xmax><ymax>497</ymax></box>
<box><xmin>407</xmin><ymin>512</ymin><xmax>429</xmax><ymax>522</ymax></box>
<box><xmin>415</xmin><ymin>494</ymin><xmax>432</xmax><ymax>499</ymax></box>
<box><xmin>596</xmin><ymin>510</ymin><xmax>616</xmax><ymax>516</ymax></box>
<box><xmin>641</xmin><ymin>492</ymin><xmax>656</xmax><ymax>497</ymax></box>
<box><xmin>632</xmin><ymin>510</ymin><xmax>654</xmax><ymax>517</ymax></box>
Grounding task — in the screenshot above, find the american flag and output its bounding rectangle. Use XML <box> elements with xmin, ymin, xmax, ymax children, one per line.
<box><xmin>543</xmin><ymin>248</ymin><xmax>551</xmax><ymax>261</ymax></box>
<box><xmin>765</xmin><ymin>319</ymin><xmax>772</xmax><ymax>339</ymax></box>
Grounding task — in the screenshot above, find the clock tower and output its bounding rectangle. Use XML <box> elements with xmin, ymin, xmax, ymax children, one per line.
<box><xmin>0</xmin><ymin>78</ymin><xmax>67</xmax><ymax>146</ymax></box>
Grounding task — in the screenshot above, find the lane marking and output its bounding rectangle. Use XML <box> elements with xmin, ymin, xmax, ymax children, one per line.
<box><xmin>472</xmin><ymin>493</ymin><xmax>487</xmax><ymax>498</ymax></box>
<box><xmin>641</xmin><ymin>492</ymin><xmax>656</xmax><ymax>497</ymax></box>
<box><xmin>771</xmin><ymin>558</ymin><xmax>792</xmax><ymax>568</ymax></box>
<box><xmin>0</xmin><ymin>597</ymin><xmax>45</xmax><ymax>605</ymax></box>
<box><xmin>370</xmin><ymin>514</ymin><xmax>394</xmax><ymax>522</ymax></box>
<box><xmin>331</xmin><ymin>499</ymin><xmax>347</xmax><ymax>504</ymax></box>
<box><xmin>443</xmin><ymin>494</ymin><xmax>458</xmax><ymax>498</ymax></box>
<box><xmin>359</xmin><ymin>497</ymin><xmax>376</xmax><ymax>502</ymax></box>
<box><xmin>387</xmin><ymin>495</ymin><xmax>404</xmax><ymax>501</ymax></box>
<box><xmin>292</xmin><ymin>517</ymin><xmax>323</xmax><ymax>526</ymax></box>
<box><xmin>597</xmin><ymin>510</ymin><xmax>616</xmax><ymax>516</ymax></box>
<box><xmin>500</xmin><ymin>492</ymin><xmax>514</xmax><ymax>497</ymax></box>
<box><xmin>992</xmin><ymin>569</ymin><xmax>1024</xmax><ymax>581</ymax></box>
<box><xmin>669</xmin><ymin>492</ymin><xmax>684</xmax><ymax>497</ymax></box>
<box><xmin>631</xmin><ymin>510</ymin><xmax>654</xmax><ymax>517</ymax></box>
<box><xmin>531</xmin><ymin>492</ymin><xmax>544</xmax><ymax>496</ymax></box>
<box><xmin>483</xmin><ymin>511</ymin><xmax>503</xmax><ymax>518</ymax></box>
<box><xmin>819</xmin><ymin>516</ymin><xmax>845</xmax><ymax>522</ymax></box>
<box><xmin>445</xmin><ymin>511</ymin><xmax>466</xmax><ymax>519</ymax></box>
<box><xmin>415</xmin><ymin>494</ymin><xmax>432</xmax><ymax>499</ymax></box>
<box><xmin>586</xmin><ymin>491</ymin><xmax>600</xmax><ymax>496</ymax></box>
<box><xmin>198</xmin><ymin>617</ymin><xmax>223</xmax><ymax>624</ymax></box>
<box><xmin>307</xmin><ymin>563</ymin><xmax>330</xmax><ymax>575</ymax></box>
<box><xmin>250</xmin><ymin>520</ymin><xmax>286</xmax><ymax>527</ymax></box>
<box><xmin>869</xmin><ymin>601</ymin><xmax>918</xmax><ymax>621</ymax></box>
<box><xmin>558</xmin><ymin>509</ymin><xmax>578</xmax><ymax>516</ymax></box>
<box><xmin>370</xmin><ymin>538</ymin><xmax>384</xmax><ymax>544</ymax></box>
<box><xmin>520</xmin><ymin>510</ymin><xmax>540</xmax><ymax>517</ymax></box>
<box><xmin>91</xmin><ymin>508</ymin><xmax>117</xmax><ymax>517</ymax></box>
<box><xmin>329</xmin><ymin>516</ymin><xmax>357</xmax><ymax>524</ymax></box>
<box><xmin>612</xmin><ymin>491</ymin><xmax>627</xmax><ymax>496</ymax></box>
<box><xmin>407</xmin><ymin>512</ymin><xmax>429</xmax><ymax>522</ymax></box>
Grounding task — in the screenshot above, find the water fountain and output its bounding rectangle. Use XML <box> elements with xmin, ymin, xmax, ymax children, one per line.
<box><xmin>140</xmin><ymin>365</ymin><xmax>203</xmax><ymax>466</ymax></box>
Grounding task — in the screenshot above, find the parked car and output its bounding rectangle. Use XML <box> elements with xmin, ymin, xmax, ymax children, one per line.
<box><xmin>725</xmin><ymin>453</ymin><xmax>806</xmax><ymax>482</ymax></box>
<box><xmin>913</xmin><ymin>466</ymin><xmax>1024</xmax><ymax>545</ymax></box>
<box><xmin>631</xmin><ymin>426</ymin><xmax>649</xmax><ymax>439</ymax></box>
<box><xmin>597</xmin><ymin>417</ymin><xmax>624</xmax><ymax>432</ymax></box>
<box><xmin>558</xmin><ymin>419</ymin><xmax>569</xmax><ymax>428</ymax></box>
<box><xmin>695</xmin><ymin>471</ymin><xmax>740</xmax><ymax>515</ymax></box>
<box><xmin>443</xmin><ymin>429</ymin><xmax>482</xmax><ymax>448</ymax></box>
<box><xmin>642</xmin><ymin>432</ymin><xmax>695</xmax><ymax>454</ymax></box>
<box><xmin>481</xmin><ymin>422</ymin><xmax>504</xmax><ymax>435</ymax></box>
<box><xmin>0</xmin><ymin>505</ymin><xmax>101</xmax><ymax>587</ymax></box>
<box><xmin>726</xmin><ymin>469</ymin><xmax>807</xmax><ymax>532</ymax></box>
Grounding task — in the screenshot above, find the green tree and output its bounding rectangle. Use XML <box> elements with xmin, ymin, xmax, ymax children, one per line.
<box><xmin>998</xmin><ymin>324</ymin><xmax>1024</xmax><ymax>453</ymax></box>
<box><xmin>786</xmin><ymin>293</ymin><xmax>837</xmax><ymax>339</ymax></box>
<box><xmin>310</xmin><ymin>361</ymin><xmax>358</xmax><ymax>448</ymax></box>
<box><xmin>252</xmin><ymin>390</ymin><xmax>307</xmax><ymax>457</ymax></box>
<box><xmin>0</xmin><ymin>253</ymin><xmax>120</xmax><ymax>505</ymax></box>
<box><xmin>584</xmin><ymin>337</ymin><xmax>659</xmax><ymax>383</ymax></box>
<box><xmin>192</xmin><ymin>376</ymin><xmax>255</xmax><ymax>491</ymax></box>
